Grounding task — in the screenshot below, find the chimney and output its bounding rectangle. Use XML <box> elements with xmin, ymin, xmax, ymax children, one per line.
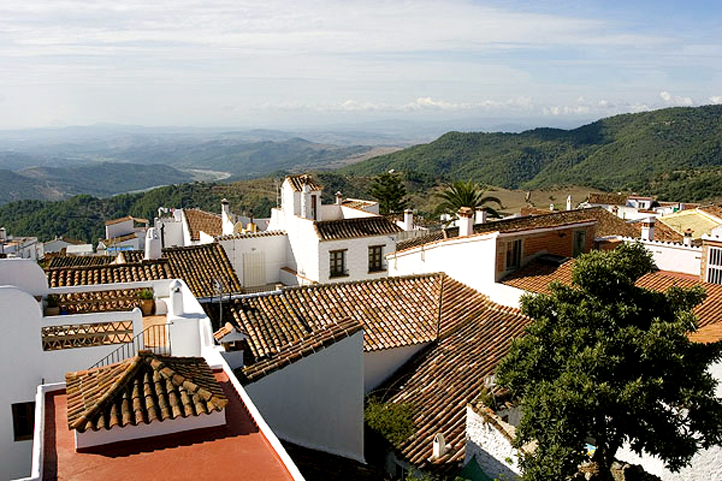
<box><xmin>612</xmin><ymin>205</ymin><xmax>619</xmax><ymax>216</ymax></box>
<box><xmin>169</xmin><ymin>280</ymin><xmax>184</xmax><ymax>317</ymax></box>
<box><xmin>550</xmin><ymin>203</ymin><xmax>554</xmax><ymax>212</ymax></box>
<box><xmin>683</xmin><ymin>228</ymin><xmax>693</xmax><ymax>247</ymax></box>
<box><xmin>432</xmin><ymin>433</ymin><xmax>449</xmax><ymax>460</ymax></box>
<box><xmin>247</xmin><ymin>216</ymin><xmax>258</xmax><ymax>233</ymax></box>
<box><xmin>221</xmin><ymin>198</ymin><xmax>234</xmax><ymax>236</ymax></box>
<box><xmin>566</xmin><ymin>195</ymin><xmax>572</xmax><ymax>211</ymax></box>
<box><xmin>476</xmin><ymin>208</ymin><xmax>487</xmax><ymax>225</ymax></box>
<box><xmin>403</xmin><ymin>209</ymin><xmax>414</xmax><ymax>231</ymax></box>
<box><xmin>0</xmin><ymin>227</ymin><xmax>6</xmax><ymax>244</ymax></box>
<box><xmin>144</xmin><ymin>227</ymin><xmax>162</xmax><ymax>260</ymax></box>
<box><xmin>458</xmin><ymin>207</ymin><xmax>474</xmax><ymax>237</ymax></box>
<box><xmin>641</xmin><ymin>217</ymin><xmax>655</xmax><ymax>241</ymax></box>
<box><xmin>300</xmin><ymin>184</ymin><xmax>311</xmax><ymax>219</ymax></box>
<box><xmin>335</xmin><ymin>191</ymin><xmax>343</xmax><ymax>206</ymax></box>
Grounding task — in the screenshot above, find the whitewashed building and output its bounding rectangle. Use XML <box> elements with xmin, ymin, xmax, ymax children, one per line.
<box><xmin>97</xmin><ymin>216</ymin><xmax>149</xmax><ymax>253</ymax></box>
<box><xmin>0</xmin><ymin>227</ymin><xmax>44</xmax><ymax>260</ymax></box>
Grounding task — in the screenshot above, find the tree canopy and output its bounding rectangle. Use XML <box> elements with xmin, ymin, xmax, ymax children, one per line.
<box><xmin>369</xmin><ymin>170</ymin><xmax>409</xmax><ymax>214</ymax></box>
<box><xmin>433</xmin><ymin>180</ymin><xmax>502</xmax><ymax>220</ymax></box>
<box><xmin>496</xmin><ymin>243</ymin><xmax>722</xmax><ymax>481</ymax></box>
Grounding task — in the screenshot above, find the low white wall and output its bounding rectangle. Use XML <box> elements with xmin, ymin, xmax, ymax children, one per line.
<box><xmin>621</xmin><ymin>237</ymin><xmax>702</xmax><ymax>276</ymax></box>
<box><xmin>75</xmin><ymin>409</ymin><xmax>226</xmax><ymax>449</ymax></box>
<box><xmin>465</xmin><ymin>406</ymin><xmax>521</xmax><ymax>480</ymax></box>
<box><xmin>0</xmin><ymin>259</ymin><xmax>49</xmax><ymax>296</ymax></box>
<box><xmin>245</xmin><ymin>331</ymin><xmax>365</xmax><ymax>462</ymax></box>
<box><xmin>364</xmin><ymin>344</ymin><xmax>427</xmax><ymax>394</ymax></box>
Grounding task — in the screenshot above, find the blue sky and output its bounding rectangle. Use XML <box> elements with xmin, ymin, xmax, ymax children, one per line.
<box><xmin>0</xmin><ymin>0</ymin><xmax>720</xmax><ymax>129</ymax></box>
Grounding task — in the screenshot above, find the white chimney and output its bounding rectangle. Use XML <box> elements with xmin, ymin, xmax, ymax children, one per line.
<box><xmin>144</xmin><ymin>227</ymin><xmax>162</xmax><ymax>260</ymax></box>
<box><xmin>403</xmin><ymin>209</ymin><xmax>414</xmax><ymax>231</ymax></box>
<box><xmin>169</xmin><ymin>280</ymin><xmax>184</xmax><ymax>317</ymax></box>
<box><xmin>566</xmin><ymin>195</ymin><xmax>572</xmax><ymax>211</ymax></box>
<box><xmin>550</xmin><ymin>203</ymin><xmax>554</xmax><ymax>212</ymax></box>
<box><xmin>458</xmin><ymin>207</ymin><xmax>474</xmax><ymax>237</ymax></box>
<box><xmin>641</xmin><ymin>217</ymin><xmax>655</xmax><ymax>241</ymax></box>
<box><xmin>221</xmin><ymin>198</ymin><xmax>234</xmax><ymax>236</ymax></box>
<box><xmin>335</xmin><ymin>191</ymin><xmax>343</xmax><ymax>206</ymax></box>
<box><xmin>432</xmin><ymin>433</ymin><xmax>448</xmax><ymax>459</ymax></box>
<box><xmin>300</xmin><ymin>184</ymin><xmax>311</xmax><ymax>219</ymax></box>
<box><xmin>0</xmin><ymin>227</ymin><xmax>6</xmax><ymax>244</ymax></box>
<box><xmin>683</xmin><ymin>229</ymin><xmax>693</xmax><ymax>247</ymax></box>
<box><xmin>476</xmin><ymin>209</ymin><xmax>487</xmax><ymax>224</ymax></box>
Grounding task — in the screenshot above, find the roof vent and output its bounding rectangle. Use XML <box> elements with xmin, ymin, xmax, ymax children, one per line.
<box><xmin>431</xmin><ymin>433</ymin><xmax>450</xmax><ymax>460</ymax></box>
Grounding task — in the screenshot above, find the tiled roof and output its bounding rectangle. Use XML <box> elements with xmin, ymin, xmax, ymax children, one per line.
<box><xmin>699</xmin><ymin>205</ymin><xmax>722</xmax><ymax>222</ymax></box>
<box><xmin>341</xmin><ymin>198</ymin><xmax>378</xmax><ymax>210</ymax></box>
<box><xmin>315</xmin><ymin>216</ymin><xmax>402</xmax><ymax>241</ymax></box>
<box><xmin>65</xmin><ymin>352</ymin><xmax>228</xmax><ymax>433</ymax></box>
<box><xmin>216</xmin><ymin>230</ymin><xmax>287</xmax><ymax>241</ymax></box>
<box><xmin>502</xmin><ymin>260</ymin><xmax>722</xmax><ymax>329</ymax></box>
<box><xmin>587</xmin><ymin>192</ymin><xmax>629</xmax><ymax>205</ymax></box>
<box><xmin>657</xmin><ymin>210</ymin><xmax>722</xmax><ymax>239</ymax></box>
<box><xmin>105</xmin><ymin>216</ymin><xmax>148</xmax><ymax>226</ymax></box>
<box><xmin>183</xmin><ymin>208</ymin><xmax>222</xmax><ymax>241</ymax></box>
<box><xmin>47</xmin><ymin>261</ymin><xmax>171</xmax><ymax>287</ymax></box>
<box><xmin>163</xmin><ymin>243</ymin><xmax>242</xmax><ymax>298</ymax></box>
<box><xmin>47</xmin><ymin>255</ymin><xmax>115</xmax><ymax>269</ymax></box>
<box><xmin>380</xmin><ymin>303</ymin><xmax>530</xmax><ymax>471</ymax></box>
<box><xmin>102</xmin><ymin>232</ymin><xmax>138</xmax><ymax>244</ymax></box>
<box><xmin>286</xmin><ymin>174</ymin><xmax>323</xmax><ymax>192</ymax></box>
<box><xmin>117</xmin><ymin>250</ymin><xmax>145</xmax><ymax>263</ymax></box>
<box><xmin>239</xmin><ymin>318</ymin><xmax>363</xmax><ymax>384</ymax></box>
<box><xmin>46</xmin><ymin>244</ymin><xmax>241</xmax><ymax>299</ymax></box>
<box><xmin>629</xmin><ymin>219</ymin><xmax>684</xmax><ymax>243</ymax></box>
<box><xmin>56</xmin><ymin>288</ymin><xmax>148</xmax><ymax>314</ymax></box>
<box><xmin>396</xmin><ymin>208</ymin><xmax>634</xmax><ymax>252</ymax></box>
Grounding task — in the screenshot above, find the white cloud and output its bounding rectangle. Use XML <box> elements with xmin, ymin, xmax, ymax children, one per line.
<box><xmin>709</xmin><ymin>96</ymin><xmax>722</xmax><ymax>105</ymax></box>
<box><xmin>659</xmin><ymin>91</ymin><xmax>672</xmax><ymax>102</ymax></box>
<box><xmin>659</xmin><ymin>90</ymin><xmax>693</xmax><ymax>106</ymax></box>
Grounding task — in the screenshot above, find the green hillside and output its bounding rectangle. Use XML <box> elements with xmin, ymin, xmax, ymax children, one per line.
<box><xmin>342</xmin><ymin>105</ymin><xmax>722</xmax><ymax>201</ymax></box>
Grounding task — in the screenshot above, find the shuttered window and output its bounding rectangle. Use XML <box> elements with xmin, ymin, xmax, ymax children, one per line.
<box><xmin>708</xmin><ymin>247</ymin><xmax>722</xmax><ymax>285</ymax></box>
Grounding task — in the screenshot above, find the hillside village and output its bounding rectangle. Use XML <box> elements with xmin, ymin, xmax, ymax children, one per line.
<box><xmin>1</xmin><ymin>173</ymin><xmax>722</xmax><ymax>481</ymax></box>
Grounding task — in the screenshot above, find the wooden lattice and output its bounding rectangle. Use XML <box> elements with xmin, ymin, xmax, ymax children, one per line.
<box><xmin>42</xmin><ymin>321</ymin><xmax>134</xmax><ymax>351</ymax></box>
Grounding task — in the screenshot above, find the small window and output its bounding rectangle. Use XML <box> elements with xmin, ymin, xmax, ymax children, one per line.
<box><xmin>708</xmin><ymin>246</ymin><xmax>722</xmax><ymax>285</ymax></box>
<box><xmin>573</xmin><ymin>229</ymin><xmax>587</xmax><ymax>257</ymax></box>
<box><xmin>368</xmin><ymin>245</ymin><xmax>385</xmax><ymax>272</ymax></box>
<box><xmin>311</xmin><ymin>195</ymin><xmax>318</xmax><ymax>221</ymax></box>
<box><xmin>329</xmin><ymin>250</ymin><xmax>347</xmax><ymax>278</ymax></box>
<box><xmin>506</xmin><ymin>239</ymin><xmax>522</xmax><ymax>270</ymax></box>
<box><xmin>12</xmin><ymin>402</ymin><xmax>35</xmax><ymax>441</ymax></box>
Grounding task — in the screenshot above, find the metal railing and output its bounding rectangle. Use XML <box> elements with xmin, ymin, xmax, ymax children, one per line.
<box><xmin>89</xmin><ymin>323</ymin><xmax>171</xmax><ymax>370</ymax></box>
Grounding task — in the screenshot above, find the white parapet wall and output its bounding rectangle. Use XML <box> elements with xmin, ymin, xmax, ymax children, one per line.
<box><xmin>364</xmin><ymin>343</ymin><xmax>428</xmax><ymax>394</ymax></box>
<box><xmin>620</xmin><ymin>237</ymin><xmax>702</xmax><ymax>276</ymax></box>
<box><xmin>464</xmin><ymin>405</ymin><xmax>522</xmax><ymax>480</ymax></box>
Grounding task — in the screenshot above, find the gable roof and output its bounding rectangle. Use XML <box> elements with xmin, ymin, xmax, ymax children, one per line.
<box><xmin>65</xmin><ymin>352</ymin><xmax>228</xmax><ymax>433</ymax></box>
<box><xmin>183</xmin><ymin>208</ymin><xmax>222</xmax><ymax>241</ymax></box>
<box><xmin>396</xmin><ymin>207</ymin><xmax>635</xmax><ymax>252</ymax></box>
<box><xmin>286</xmin><ymin>174</ymin><xmax>323</xmax><ymax>192</ymax></box>
<box><xmin>47</xmin><ymin>243</ymin><xmax>242</xmax><ymax>299</ymax></box>
<box><xmin>379</xmin><ymin>303</ymin><xmax>530</xmax><ymax>472</ymax></box>
<box><xmin>315</xmin><ymin>216</ymin><xmax>402</xmax><ymax>241</ymax></box>
<box><xmin>501</xmin><ymin>259</ymin><xmax>722</xmax><ymax>330</ymax></box>
<box><xmin>105</xmin><ymin>215</ymin><xmax>148</xmax><ymax>226</ymax></box>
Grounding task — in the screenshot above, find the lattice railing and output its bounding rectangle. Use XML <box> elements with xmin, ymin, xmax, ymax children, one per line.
<box><xmin>42</xmin><ymin>321</ymin><xmax>134</xmax><ymax>351</ymax></box>
<box><xmin>89</xmin><ymin>323</ymin><xmax>171</xmax><ymax>369</ymax></box>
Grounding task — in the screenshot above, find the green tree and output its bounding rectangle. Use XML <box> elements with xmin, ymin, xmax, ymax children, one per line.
<box><xmin>369</xmin><ymin>170</ymin><xmax>409</xmax><ymax>214</ymax></box>
<box><xmin>496</xmin><ymin>243</ymin><xmax>722</xmax><ymax>481</ymax></box>
<box><xmin>433</xmin><ymin>180</ymin><xmax>502</xmax><ymax>220</ymax></box>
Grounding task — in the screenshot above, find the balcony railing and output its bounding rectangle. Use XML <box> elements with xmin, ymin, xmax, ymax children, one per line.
<box><xmin>89</xmin><ymin>323</ymin><xmax>171</xmax><ymax>370</ymax></box>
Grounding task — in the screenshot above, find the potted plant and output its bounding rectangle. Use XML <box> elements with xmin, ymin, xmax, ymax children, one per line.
<box><xmin>45</xmin><ymin>295</ymin><xmax>60</xmax><ymax>316</ymax></box>
<box><xmin>138</xmin><ymin>288</ymin><xmax>155</xmax><ymax>316</ymax></box>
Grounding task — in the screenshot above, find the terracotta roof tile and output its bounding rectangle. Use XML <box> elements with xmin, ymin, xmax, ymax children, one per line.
<box><xmin>380</xmin><ymin>303</ymin><xmax>530</xmax><ymax>472</ymax></box>
<box><xmin>104</xmin><ymin>215</ymin><xmax>148</xmax><ymax>226</ymax></box>
<box><xmin>47</xmin><ymin>255</ymin><xmax>115</xmax><ymax>269</ymax></box>
<box><xmin>47</xmin><ymin>261</ymin><xmax>171</xmax><ymax>287</ymax></box>
<box><xmin>56</xmin><ymin>288</ymin><xmax>149</xmax><ymax>314</ymax></box>
<box><xmin>65</xmin><ymin>352</ymin><xmax>228</xmax><ymax>433</ymax></box>
<box><xmin>216</xmin><ymin>230</ymin><xmax>286</xmax><ymax>241</ymax></box>
<box><xmin>629</xmin><ymin>219</ymin><xmax>684</xmax><ymax>243</ymax></box>
<box><xmin>502</xmin><ymin>260</ymin><xmax>722</xmax><ymax>329</ymax></box>
<box><xmin>587</xmin><ymin>192</ymin><xmax>629</xmax><ymax>206</ymax></box>
<box><xmin>286</xmin><ymin>174</ymin><xmax>323</xmax><ymax>192</ymax></box>
<box><xmin>699</xmin><ymin>205</ymin><xmax>722</xmax><ymax>222</ymax></box>
<box><xmin>315</xmin><ymin>216</ymin><xmax>402</xmax><ymax>241</ymax></box>
<box><xmin>184</xmin><ymin>208</ymin><xmax>222</xmax><ymax>241</ymax></box>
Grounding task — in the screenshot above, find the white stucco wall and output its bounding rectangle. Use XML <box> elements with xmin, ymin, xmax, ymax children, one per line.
<box><xmin>218</xmin><ymin>234</ymin><xmax>289</xmax><ymax>287</ymax></box>
<box><xmin>388</xmin><ymin>233</ymin><xmax>499</xmax><ymax>295</ymax></box>
<box><xmin>616</xmin><ymin>444</ymin><xmax>722</xmax><ymax>481</ymax></box>
<box><xmin>245</xmin><ymin>331</ymin><xmax>365</xmax><ymax>462</ymax></box>
<box><xmin>620</xmin><ymin>237</ymin><xmax>702</xmax><ymax>276</ymax></box>
<box><xmin>465</xmin><ymin>406</ymin><xmax>522</xmax><ymax>480</ymax></box>
<box><xmin>318</xmin><ymin>235</ymin><xmax>397</xmax><ymax>284</ymax></box>
<box><xmin>364</xmin><ymin>343</ymin><xmax>428</xmax><ymax>394</ymax></box>
<box><xmin>0</xmin><ymin>259</ymin><xmax>49</xmax><ymax>296</ymax></box>
<box><xmin>157</xmin><ymin>217</ymin><xmax>185</xmax><ymax>248</ymax></box>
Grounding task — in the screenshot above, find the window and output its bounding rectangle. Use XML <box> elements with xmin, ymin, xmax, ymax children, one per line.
<box><xmin>311</xmin><ymin>195</ymin><xmax>317</xmax><ymax>221</ymax></box>
<box><xmin>12</xmin><ymin>402</ymin><xmax>35</xmax><ymax>441</ymax></box>
<box><xmin>329</xmin><ymin>249</ymin><xmax>347</xmax><ymax>278</ymax></box>
<box><xmin>506</xmin><ymin>239</ymin><xmax>522</xmax><ymax>270</ymax></box>
<box><xmin>708</xmin><ymin>246</ymin><xmax>722</xmax><ymax>285</ymax></box>
<box><xmin>368</xmin><ymin>245</ymin><xmax>385</xmax><ymax>272</ymax></box>
<box><xmin>573</xmin><ymin>229</ymin><xmax>587</xmax><ymax>257</ymax></box>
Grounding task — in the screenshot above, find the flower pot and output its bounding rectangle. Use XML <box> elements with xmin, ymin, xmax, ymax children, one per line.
<box><xmin>140</xmin><ymin>299</ymin><xmax>154</xmax><ymax>316</ymax></box>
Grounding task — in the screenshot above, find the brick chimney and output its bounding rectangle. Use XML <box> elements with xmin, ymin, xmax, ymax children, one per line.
<box><xmin>458</xmin><ymin>207</ymin><xmax>474</xmax><ymax>237</ymax></box>
<box><xmin>403</xmin><ymin>209</ymin><xmax>414</xmax><ymax>231</ymax></box>
<box><xmin>683</xmin><ymin>228</ymin><xmax>693</xmax><ymax>247</ymax></box>
<box><xmin>641</xmin><ymin>217</ymin><xmax>655</xmax><ymax>241</ymax></box>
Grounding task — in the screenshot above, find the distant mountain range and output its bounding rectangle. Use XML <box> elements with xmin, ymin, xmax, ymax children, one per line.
<box><xmin>343</xmin><ymin>105</ymin><xmax>722</xmax><ymax>202</ymax></box>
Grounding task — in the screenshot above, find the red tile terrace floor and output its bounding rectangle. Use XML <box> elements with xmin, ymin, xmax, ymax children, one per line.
<box><xmin>43</xmin><ymin>370</ymin><xmax>295</xmax><ymax>481</ymax></box>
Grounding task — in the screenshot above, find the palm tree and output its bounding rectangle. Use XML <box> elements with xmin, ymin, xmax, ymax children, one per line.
<box><xmin>434</xmin><ymin>180</ymin><xmax>502</xmax><ymax>221</ymax></box>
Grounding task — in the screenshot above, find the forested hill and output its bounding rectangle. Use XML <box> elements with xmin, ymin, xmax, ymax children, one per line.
<box><xmin>342</xmin><ymin>105</ymin><xmax>722</xmax><ymax>201</ymax></box>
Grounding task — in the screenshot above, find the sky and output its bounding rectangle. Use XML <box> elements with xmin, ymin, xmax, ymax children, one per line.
<box><xmin>0</xmin><ymin>0</ymin><xmax>720</xmax><ymax>130</ymax></box>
